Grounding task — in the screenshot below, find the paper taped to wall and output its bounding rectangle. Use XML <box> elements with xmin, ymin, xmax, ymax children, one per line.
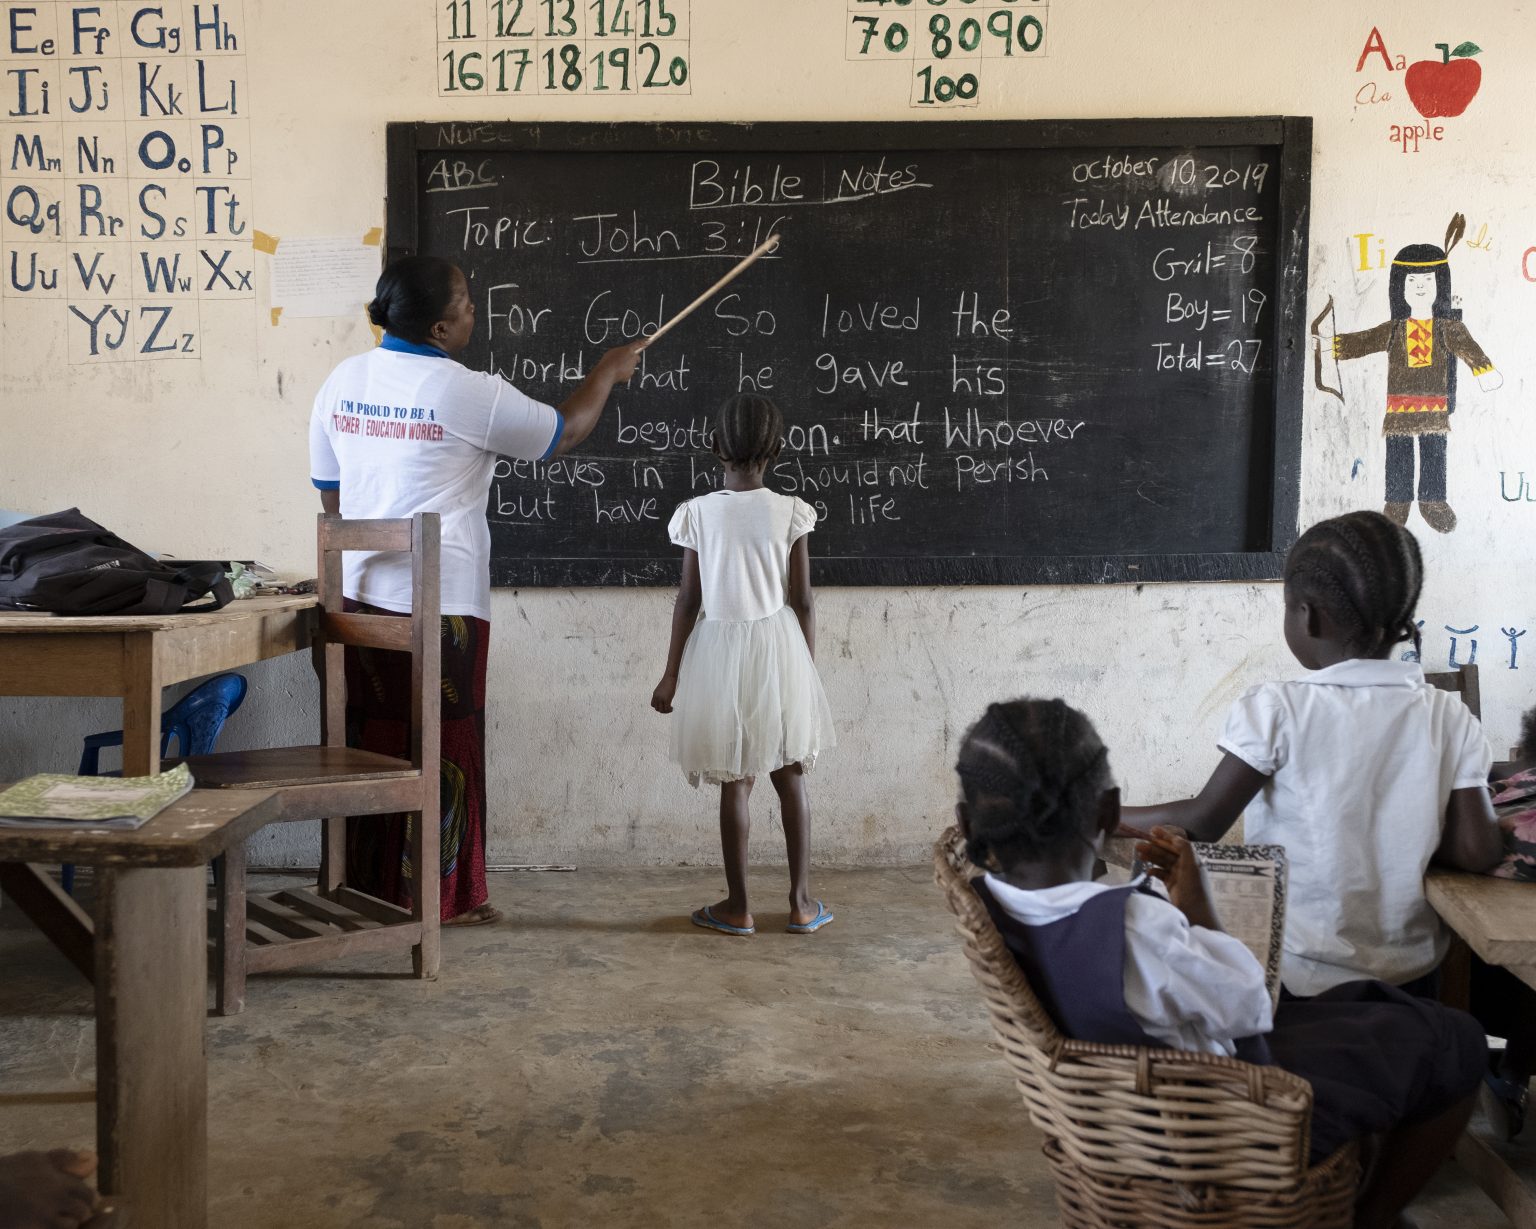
<box><xmin>269</xmin><ymin>237</ymin><xmax>382</xmax><ymax>318</ymax></box>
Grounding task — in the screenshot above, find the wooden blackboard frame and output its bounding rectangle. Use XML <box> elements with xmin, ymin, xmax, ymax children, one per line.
<box><xmin>386</xmin><ymin>117</ymin><xmax>1311</xmax><ymax>587</ymax></box>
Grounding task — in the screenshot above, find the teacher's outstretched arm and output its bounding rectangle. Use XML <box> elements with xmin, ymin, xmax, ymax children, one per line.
<box><xmin>552</xmin><ymin>341</ymin><xmax>645</xmax><ymax>456</ymax></box>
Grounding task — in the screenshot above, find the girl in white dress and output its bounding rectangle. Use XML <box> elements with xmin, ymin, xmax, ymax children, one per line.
<box><xmin>651</xmin><ymin>394</ymin><xmax>836</xmax><ymax>936</ymax></box>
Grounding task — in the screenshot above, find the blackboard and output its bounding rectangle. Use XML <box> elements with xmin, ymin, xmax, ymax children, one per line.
<box><xmin>386</xmin><ymin>118</ymin><xmax>1311</xmax><ymax>586</ymax></box>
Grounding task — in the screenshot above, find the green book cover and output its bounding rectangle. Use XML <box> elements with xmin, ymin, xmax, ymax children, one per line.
<box><xmin>0</xmin><ymin>763</ymin><xmax>194</xmax><ymax>829</ymax></box>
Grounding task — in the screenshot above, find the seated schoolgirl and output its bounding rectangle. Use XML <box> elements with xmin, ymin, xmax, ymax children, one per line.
<box><xmin>1124</xmin><ymin>511</ymin><xmax>1503</xmax><ymax>999</ymax></box>
<box><xmin>955</xmin><ymin>698</ymin><xmax>1486</xmax><ymax>1229</ymax></box>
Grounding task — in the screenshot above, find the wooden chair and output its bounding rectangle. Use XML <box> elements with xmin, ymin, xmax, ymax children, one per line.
<box><xmin>932</xmin><ymin>828</ymin><xmax>1360</xmax><ymax>1228</ymax></box>
<box><xmin>1424</xmin><ymin>663</ymin><xmax>1481</xmax><ymax>720</ymax></box>
<box><xmin>178</xmin><ymin>514</ymin><xmax>442</xmax><ymax>1014</ymax></box>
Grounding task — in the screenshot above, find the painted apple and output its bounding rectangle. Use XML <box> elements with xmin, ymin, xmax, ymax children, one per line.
<box><xmin>1405</xmin><ymin>41</ymin><xmax>1483</xmax><ymax>118</ymax></box>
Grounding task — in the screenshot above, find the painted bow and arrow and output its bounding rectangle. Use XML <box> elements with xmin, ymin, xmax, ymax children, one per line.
<box><xmin>1310</xmin><ymin>295</ymin><xmax>1343</xmax><ymax>403</ymax></box>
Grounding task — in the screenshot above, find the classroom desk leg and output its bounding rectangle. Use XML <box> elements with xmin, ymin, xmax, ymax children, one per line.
<box><xmin>215</xmin><ymin>849</ymin><xmax>247</xmax><ymax>1017</ymax></box>
<box><xmin>95</xmin><ymin>865</ymin><xmax>208</xmax><ymax>1229</ymax></box>
<box><xmin>121</xmin><ymin>635</ymin><xmax>162</xmax><ymax>778</ymax></box>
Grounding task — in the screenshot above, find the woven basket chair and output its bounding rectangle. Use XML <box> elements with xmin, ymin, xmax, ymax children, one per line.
<box><xmin>933</xmin><ymin>827</ymin><xmax>1360</xmax><ymax>1228</ymax></box>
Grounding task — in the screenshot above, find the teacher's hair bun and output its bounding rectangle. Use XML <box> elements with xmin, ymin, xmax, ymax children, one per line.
<box><xmin>367</xmin><ymin>298</ymin><xmax>391</xmax><ymax>328</ymax></box>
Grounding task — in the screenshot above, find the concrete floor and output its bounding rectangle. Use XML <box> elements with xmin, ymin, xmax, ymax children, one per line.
<box><xmin>0</xmin><ymin>867</ymin><xmax>1527</xmax><ymax>1228</ymax></box>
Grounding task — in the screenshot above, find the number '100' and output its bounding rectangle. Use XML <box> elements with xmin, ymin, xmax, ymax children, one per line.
<box><xmin>915</xmin><ymin>65</ymin><xmax>977</xmax><ymax>103</ymax></box>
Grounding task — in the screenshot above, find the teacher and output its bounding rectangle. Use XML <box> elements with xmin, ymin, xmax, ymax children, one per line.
<box><xmin>309</xmin><ymin>255</ymin><xmax>642</xmax><ymax>925</ymax></box>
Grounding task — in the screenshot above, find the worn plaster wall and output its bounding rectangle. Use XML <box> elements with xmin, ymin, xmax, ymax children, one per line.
<box><xmin>2</xmin><ymin>2</ymin><xmax>1534</xmax><ymax>867</ymax></box>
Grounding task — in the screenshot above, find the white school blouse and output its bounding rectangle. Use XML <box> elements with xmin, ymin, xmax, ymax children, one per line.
<box><xmin>1218</xmin><ymin>658</ymin><xmax>1491</xmax><ymax>996</ymax></box>
<box><xmin>309</xmin><ymin>336</ymin><xmax>562</xmax><ymax>621</ymax></box>
<box><xmin>667</xmin><ymin>489</ymin><xmax>819</xmax><ymax>622</ymax></box>
<box><xmin>982</xmin><ymin>874</ymin><xmax>1273</xmax><ymax>1056</ymax></box>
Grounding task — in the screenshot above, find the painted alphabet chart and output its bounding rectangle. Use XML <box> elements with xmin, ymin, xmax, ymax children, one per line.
<box><xmin>437</xmin><ymin>0</ymin><xmax>691</xmax><ymax>97</ymax></box>
<box><xmin>844</xmin><ymin>0</ymin><xmax>1052</xmax><ymax>108</ymax></box>
<box><xmin>0</xmin><ymin>1</ymin><xmax>253</xmax><ymax>363</ymax></box>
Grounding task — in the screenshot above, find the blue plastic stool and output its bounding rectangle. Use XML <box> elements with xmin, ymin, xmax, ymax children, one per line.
<box><xmin>61</xmin><ymin>672</ymin><xmax>248</xmax><ymax>894</ymax></box>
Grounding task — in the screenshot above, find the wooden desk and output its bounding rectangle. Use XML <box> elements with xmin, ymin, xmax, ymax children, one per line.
<box><xmin>0</xmin><ymin>598</ymin><xmax>317</xmax><ymax>1227</ymax></box>
<box><xmin>1427</xmin><ymin>869</ymin><xmax>1536</xmax><ymax>1227</ymax></box>
<box><xmin>0</xmin><ymin>789</ymin><xmax>281</xmax><ymax>1229</ymax></box>
<box><xmin>0</xmin><ymin>595</ymin><xmax>319</xmax><ymax>776</ymax></box>
<box><xmin>1428</xmin><ymin>870</ymin><xmax>1536</xmax><ymax>993</ymax></box>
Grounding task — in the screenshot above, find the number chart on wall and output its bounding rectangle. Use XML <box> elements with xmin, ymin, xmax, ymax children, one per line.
<box><xmin>437</xmin><ymin>0</ymin><xmax>691</xmax><ymax>97</ymax></box>
<box><xmin>845</xmin><ymin>0</ymin><xmax>1052</xmax><ymax>109</ymax></box>
<box><xmin>0</xmin><ymin>1</ymin><xmax>253</xmax><ymax>363</ymax></box>
<box><xmin>388</xmin><ymin>119</ymin><xmax>1311</xmax><ymax>587</ymax></box>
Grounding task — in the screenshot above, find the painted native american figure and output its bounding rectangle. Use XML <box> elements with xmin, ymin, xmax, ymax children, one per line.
<box><xmin>1314</xmin><ymin>214</ymin><xmax>1502</xmax><ymax>534</ymax></box>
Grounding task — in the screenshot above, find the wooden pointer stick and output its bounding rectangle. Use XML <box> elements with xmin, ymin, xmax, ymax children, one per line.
<box><xmin>640</xmin><ymin>233</ymin><xmax>780</xmax><ymax>349</ymax></box>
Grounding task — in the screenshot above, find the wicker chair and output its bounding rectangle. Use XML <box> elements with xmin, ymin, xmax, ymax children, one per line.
<box><xmin>933</xmin><ymin>827</ymin><xmax>1360</xmax><ymax>1228</ymax></box>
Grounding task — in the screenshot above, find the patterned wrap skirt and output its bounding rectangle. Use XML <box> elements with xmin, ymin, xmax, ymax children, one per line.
<box><xmin>343</xmin><ymin>599</ymin><xmax>490</xmax><ymax>921</ymax></box>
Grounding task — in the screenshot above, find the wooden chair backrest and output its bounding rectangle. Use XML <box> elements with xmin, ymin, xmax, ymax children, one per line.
<box><xmin>314</xmin><ymin>514</ymin><xmax>441</xmax><ymax>774</ymax></box>
<box><xmin>1424</xmin><ymin>663</ymin><xmax>1481</xmax><ymax>720</ymax></box>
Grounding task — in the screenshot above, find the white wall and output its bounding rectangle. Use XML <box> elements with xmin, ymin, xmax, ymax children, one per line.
<box><xmin>3</xmin><ymin>2</ymin><xmax>1533</xmax><ymax>867</ymax></box>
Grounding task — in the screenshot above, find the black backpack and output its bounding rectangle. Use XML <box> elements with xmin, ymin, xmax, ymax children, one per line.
<box><xmin>0</xmin><ymin>509</ymin><xmax>234</xmax><ymax>616</ymax></box>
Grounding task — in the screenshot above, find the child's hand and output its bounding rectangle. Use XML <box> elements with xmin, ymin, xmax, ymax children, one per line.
<box><xmin>1135</xmin><ymin>826</ymin><xmax>1222</xmax><ymax>932</ymax></box>
<box><xmin>651</xmin><ymin>675</ymin><xmax>677</xmax><ymax>714</ymax></box>
<box><xmin>0</xmin><ymin>1150</ymin><xmax>104</xmax><ymax>1229</ymax></box>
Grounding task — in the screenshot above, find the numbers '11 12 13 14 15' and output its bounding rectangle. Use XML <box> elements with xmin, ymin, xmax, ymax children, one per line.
<box><xmin>437</xmin><ymin>0</ymin><xmax>691</xmax><ymax>96</ymax></box>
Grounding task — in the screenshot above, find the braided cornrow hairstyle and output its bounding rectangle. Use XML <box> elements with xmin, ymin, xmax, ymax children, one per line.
<box><xmin>1283</xmin><ymin>511</ymin><xmax>1424</xmax><ymax>656</ymax></box>
<box><xmin>712</xmin><ymin>393</ymin><xmax>784</xmax><ymax>468</ymax></box>
<box><xmin>955</xmin><ymin>699</ymin><xmax>1113</xmax><ymax>872</ymax></box>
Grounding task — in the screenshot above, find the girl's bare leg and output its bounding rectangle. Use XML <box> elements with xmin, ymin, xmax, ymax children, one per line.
<box><xmin>771</xmin><ymin>763</ymin><xmax>816</xmax><ymax>926</ymax></box>
<box><xmin>707</xmin><ymin>778</ymin><xmax>754</xmax><ymax>929</ymax></box>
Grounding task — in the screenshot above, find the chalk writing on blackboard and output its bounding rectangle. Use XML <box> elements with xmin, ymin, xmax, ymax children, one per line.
<box><xmin>435</xmin><ymin>0</ymin><xmax>691</xmax><ymax>97</ymax></box>
<box><xmin>389</xmin><ymin>120</ymin><xmax>1310</xmax><ymax>586</ymax></box>
<box><xmin>0</xmin><ymin>1</ymin><xmax>254</xmax><ymax>363</ymax></box>
<box><xmin>844</xmin><ymin>0</ymin><xmax>1052</xmax><ymax>110</ymax></box>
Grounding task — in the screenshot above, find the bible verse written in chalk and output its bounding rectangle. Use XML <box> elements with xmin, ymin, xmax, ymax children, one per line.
<box><xmin>0</xmin><ymin>1</ymin><xmax>252</xmax><ymax>363</ymax></box>
<box><xmin>408</xmin><ymin>128</ymin><xmax>1283</xmax><ymax>584</ymax></box>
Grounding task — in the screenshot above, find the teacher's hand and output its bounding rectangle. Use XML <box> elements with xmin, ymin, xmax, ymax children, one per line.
<box><xmin>599</xmin><ymin>342</ymin><xmax>645</xmax><ymax>385</ymax></box>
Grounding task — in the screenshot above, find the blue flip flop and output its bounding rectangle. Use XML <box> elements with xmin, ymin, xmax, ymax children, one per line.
<box><xmin>691</xmin><ymin>905</ymin><xmax>754</xmax><ymax>937</ymax></box>
<box><xmin>787</xmin><ymin>901</ymin><xmax>834</xmax><ymax>934</ymax></box>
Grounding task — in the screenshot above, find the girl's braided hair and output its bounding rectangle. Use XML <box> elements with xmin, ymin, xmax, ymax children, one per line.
<box><xmin>955</xmin><ymin>699</ymin><xmax>1112</xmax><ymax>871</ymax></box>
<box><xmin>713</xmin><ymin>393</ymin><xmax>783</xmax><ymax>467</ymax></box>
<box><xmin>1283</xmin><ymin>511</ymin><xmax>1423</xmax><ymax>657</ymax></box>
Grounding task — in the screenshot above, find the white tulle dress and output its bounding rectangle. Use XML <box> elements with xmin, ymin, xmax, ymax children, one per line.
<box><xmin>667</xmin><ymin>488</ymin><xmax>836</xmax><ymax>787</ymax></box>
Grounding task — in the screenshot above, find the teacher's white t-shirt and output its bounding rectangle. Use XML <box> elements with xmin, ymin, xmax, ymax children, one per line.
<box><xmin>309</xmin><ymin>336</ymin><xmax>563</xmax><ymax>621</ymax></box>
